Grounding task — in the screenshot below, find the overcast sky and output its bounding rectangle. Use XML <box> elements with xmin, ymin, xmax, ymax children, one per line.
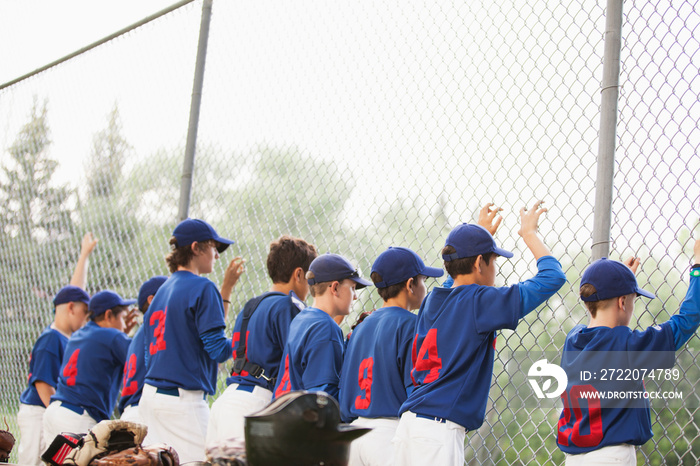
<box><xmin>0</xmin><ymin>0</ymin><xmax>177</xmax><ymax>85</ymax></box>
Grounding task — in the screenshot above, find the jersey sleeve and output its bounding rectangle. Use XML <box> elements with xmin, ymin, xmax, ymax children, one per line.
<box><xmin>201</xmin><ymin>327</ymin><xmax>233</xmax><ymax>362</ymax></box>
<box><xmin>664</xmin><ymin>274</ymin><xmax>700</xmax><ymax>350</ymax></box>
<box><xmin>112</xmin><ymin>332</ymin><xmax>132</xmax><ymax>366</ymax></box>
<box><xmin>195</xmin><ymin>280</ymin><xmax>227</xmax><ymax>334</ymax></box>
<box><xmin>398</xmin><ymin>322</ymin><xmax>416</xmax><ymax>392</ymax></box>
<box><xmin>625</xmin><ymin>324</ymin><xmax>675</xmax><ymax>370</ymax></box>
<box><xmin>473</xmin><ymin>286</ymin><xmax>521</xmax><ymax>333</ymax></box>
<box><xmin>28</xmin><ymin>333</ymin><xmax>63</xmax><ymax>388</ymax></box>
<box><xmin>518</xmin><ymin>255</ymin><xmax>567</xmax><ymax>318</ymax></box>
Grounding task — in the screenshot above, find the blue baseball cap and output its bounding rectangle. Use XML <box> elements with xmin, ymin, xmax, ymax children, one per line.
<box><xmin>89</xmin><ymin>290</ymin><xmax>137</xmax><ymax>316</ymax></box>
<box><xmin>138</xmin><ymin>276</ymin><xmax>168</xmax><ymax>310</ymax></box>
<box><xmin>442</xmin><ymin>224</ymin><xmax>514</xmax><ymax>261</ymax></box>
<box><xmin>371</xmin><ymin>247</ymin><xmax>444</xmax><ymax>288</ymax></box>
<box><xmin>307</xmin><ymin>253</ymin><xmax>373</xmax><ymax>289</ymax></box>
<box><xmin>580</xmin><ymin>258</ymin><xmax>655</xmax><ymax>302</ymax></box>
<box><xmin>173</xmin><ymin>218</ymin><xmax>234</xmax><ymax>253</ymax></box>
<box><xmin>53</xmin><ymin>285</ymin><xmax>90</xmax><ymax>307</ymax></box>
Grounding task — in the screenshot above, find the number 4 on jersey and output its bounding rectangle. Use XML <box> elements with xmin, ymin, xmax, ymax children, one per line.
<box><xmin>63</xmin><ymin>349</ymin><xmax>80</xmax><ymax>386</ymax></box>
<box><xmin>411</xmin><ymin>328</ymin><xmax>442</xmax><ymax>385</ymax></box>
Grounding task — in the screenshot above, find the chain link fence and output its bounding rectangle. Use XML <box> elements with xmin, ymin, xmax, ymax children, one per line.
<box><xmin>1</xmin><ymin>0</ymin><xmax>699</xmax><ymax>463</ymax></box>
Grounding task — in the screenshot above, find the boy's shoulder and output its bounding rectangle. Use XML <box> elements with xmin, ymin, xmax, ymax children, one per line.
<box><xmin>564</xmin><ymin>324</ymin><xmax>640</xmax><ymax>352</ymax></box>
<box><xmin>33</xmin><ymin>326</ymin><xmax>68</xmax><ymax>354</ymax></box>
<box><xmin>256</xmin><ymin>292</ymin><xmax>296</xmax><ymax>314</ymax></box>
<box><xmin>36</xmin><ymin>325</ymin><xmax>67</xmax><ymax>343</ymax></box>
<box><xmin>369</xmin><ymin>306</ymin><xmax>416</xmax><ymax>328</ymax></box>
<box><xmin>170</xmin><ymin>270</ymin><xmax>215</xmax><ymax>289</ymax></box>
<box><xmin>292</xmin><ymin>308</ymin><xmax>341</xmax><ymax>337</ymax></box>
<box><xmin>424</xmin><ymin>284</ymin><xmax>518</xmax><ymax>311</ymax></box>
<box><xmin>74</xmin><ymin>322</ymin><xmax>125</xmax><ymax>343</ymax></box>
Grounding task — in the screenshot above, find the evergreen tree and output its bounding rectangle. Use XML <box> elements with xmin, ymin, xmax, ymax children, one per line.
<box><xmin>79</xmin><ymin>104</ymin><xmax>141</xmax><ymax>293</ymax></box>
<box><xmin>1</xmin><ymin>98</ymin><xmax>72</xmax><ymax>241</ymax></box>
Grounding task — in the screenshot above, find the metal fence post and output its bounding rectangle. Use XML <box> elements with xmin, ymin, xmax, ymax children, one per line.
<box><xmin>178</xmin><ymin>0</ymin><xmax>213</xmax><ymax>222</ymax></box>
<box><xmin>591</xmin><ymin>0</ymin><xmax>624</xmax><ymax>260</ymax></box>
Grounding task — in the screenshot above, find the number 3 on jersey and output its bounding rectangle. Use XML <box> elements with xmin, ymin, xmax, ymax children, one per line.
<box><xmin>149</xmin><ymin>307</ymin><xmax>167</xmax><ymax>355</ymax></box>
<box><xmin>411</xmin><ymin>328</ymin><xmax>442</xmax><ymax>385</ymax></box>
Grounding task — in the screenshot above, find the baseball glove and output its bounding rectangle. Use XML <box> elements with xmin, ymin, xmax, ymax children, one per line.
<box><xmin>0</xmin><ymin>424</ymin><xmax>15</xmax><ymax>463</ymax></box>
<box><xmin>90</xmin><ymin>444</ymin><xmax>179</xmax><ymax>466</ymax></box>
<box><xmin>63</xmin><ymin>420</ymin><xmax>149</xmax><ymax>466</ymax></box>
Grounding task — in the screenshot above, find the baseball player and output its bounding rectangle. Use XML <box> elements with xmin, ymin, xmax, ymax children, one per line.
<box><xmin>42</xmin><ymin>290</ymin><xmax>137</xmax><ymax>444</ymax></box>
<box><xmin>17</xmin><ymin>232</ymin><xmax>97</xmax><ymax>466</ymax></box>
<box><xmin>118</xmin><ymin>275</ymin><xmax>168</xmax><ymax>424</ymax></box>
<box><xmin>556</xmin><ymin>238</ymin><xmax>700</xmax><ymax>465</ymax></box>
<box><xmin>139</xmin><ymin>218</ymin><xmax>236</xmax><ymax>463</ymax></box>
<box><xmin>339</xmin><ymin>246</ymin><xmax>443</xmax><ymax>466</ymax></box>
<box><xmin>273</xmin><ymin>253</ymin><xmax>372</xmax><ymax>401</ymax></box>
<box><xmin>207</xmin><ymin>236</ymin><xmax>317</xmax><ymax>446</ymax></box>
<box><xmin>393</xmin><ymin>201</ymin><xmax>567</xmax><ymax>465</ymax></box>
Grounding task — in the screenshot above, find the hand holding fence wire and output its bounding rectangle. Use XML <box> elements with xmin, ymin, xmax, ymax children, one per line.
<box><xmin>477</xmin><ymin>203</ymin><xmax>504</xmax><ymax>236</ymax></box>
<box><xmin>518</xmin><ymin>200</ymin><xmax>551</xmax><ymax>260</ymax></box>
<box><xmin>623</xmin><ymin>257</ymin><xmax>641</xmax><ymax>274</ymax></box>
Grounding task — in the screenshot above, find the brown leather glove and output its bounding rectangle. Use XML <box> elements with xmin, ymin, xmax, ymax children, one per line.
<box><xmin>90</xmin><ymin>444</ymin><xmax>178</xmax><ymax>466</ymax></box>
<box><xmin>0</xmin><ymin>427</ymin><xmax>15</xmax><ymax>463</ymax></box>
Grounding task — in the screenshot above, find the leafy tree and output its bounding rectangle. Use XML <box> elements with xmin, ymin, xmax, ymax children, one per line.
<box><xmin>78</xmin><ymin>105</ymin><xmax>143</xmax><ymax>295</ymax></box>
<box><xmin>0</xmin><ymin>98</ymin><xmax>76</xmax><ymax>421</ymax></box>
<box><xmin>1</xmin><ymin>98</ymin><xmax>73</xmax><ymax>241</ymax></box>
<box><xmin>124</xmin><ymin>144</ymin><xmax>356</xmax><ymax>317</ymax></box>
<box><xmin>86</xmin><ymin>105</ymin><xmax>129</xmax><ymax>199</ymax></box>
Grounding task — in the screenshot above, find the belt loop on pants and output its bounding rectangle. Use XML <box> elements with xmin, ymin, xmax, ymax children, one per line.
<box><xmin>415</xmin><ymin>413</ymin><xmax>447</xmax><ymax>424</ymax></box>
<box><xmin>59</xmin><ymin>401</ymin><xmax>85</xmax><ymax>415</ymax></box>
<box><xmin>155</xmin><ymin>386</ymin><xmax>207</xmax><ymax>400</ymax></box>
<box><xmin>235</xmin><ymin>384</ymin><xmax>256</xmax><ymax>393</ymax></box>
<box><xmin>155</xmin><ymin>387</ymin><xmax>180</xmax><ymax>397</ymax></box>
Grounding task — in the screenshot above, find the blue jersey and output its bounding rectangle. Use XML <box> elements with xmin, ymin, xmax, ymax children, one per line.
<box><xmin>273</xmin><ymin>307</ymin><xmax>344</xmax><ymax>400</ymax></box>
<box><xmin>20</xmin><ymin>326</ymin><xmax>68</xmax><ymax>407</ymax></box>
<box><xmin>400</xmin><ymin>256</ymin><xmax>566</xmax><ymax>429</ymax></box>
<box><xmin>51</xmin><ymin>321</ymin><xmax>131</xmax><ymax>421</ymax></box>
<box><xmin>118</xmin><ymin>325</ymin><xmax>146</xmax><ymax>413</ymax></box>
<box><xmin>143</xmin><ymin>271</ymin><xmax>230</xmax><ymax>395</ymax></box>
<box><xmin>227</xmin><ymin>292</ymin><xmax>304</xmax><ymax>391</ymax></box>
<box><xmin>557</xmin><ymin>275</ymin><xmax>700</xmax><ymax>454</ymax></box>
<box><xmin>339</xmin><ymin>306</ymin><xmax>415</xmax><ymax>422</ymax></box>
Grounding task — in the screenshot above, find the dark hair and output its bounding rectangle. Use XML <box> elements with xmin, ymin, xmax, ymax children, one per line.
<box><xmin>371</xmin><ymin>272</ymin><xmax>417</xmax><ymax>301</ymax></box>
<box><xmin>580</xmin><ymin>283</ymin><xmax>602</xmax><ymax>317</ymax></box>
<box><xmin>267</xmin><ymin>236</ymin><xmax>318</xmax><ymax>283</ymax></box>
<box><xmin>91</xmin><ymin>305</ymin><xmax>128</xmax><ymax>322</ymax></box>
<box><xmin>441</xmin><ymin>246</ymin><xmax>495</xmax><ymax>278</ymax></box>
<box><xmin>165</xmin><ymin>237</ymin><xmax>217</xmax><ymax>273</ymax></box>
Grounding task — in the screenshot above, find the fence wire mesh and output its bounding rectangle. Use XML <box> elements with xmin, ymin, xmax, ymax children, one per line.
<box><xmin>1</xmin><ymin>0</ymin><xmax>700</xmax><ymax>464</ymax></box>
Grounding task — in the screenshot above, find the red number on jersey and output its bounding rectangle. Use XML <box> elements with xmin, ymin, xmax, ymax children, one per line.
<box><xmin>121</xmin><ymin>353</ymin><xmax>138</xmax><ymax>397</ymax></box>
<box><xmin>355</xmin><ymin>357</ymin><xmax>374</xmax><ymax>410</ymax></box>
<box><xmin>63</xmin><ymin>349</ymin><xmax>80</xmax><ymax>386</ymax></box>
<box><xmin>411</xmin><ymin>329</ymin><xmax>442</xmax><ymax>385</ymax></box>
<box><xmin>275</xmin><ymin>354</ymin><xmax>291</xmax><ymax>398</ymax></box>
<box><xmin>149</xmin><ymin>307</ymin><xmax>167</xmax><ymax>355</ymax></box>
<box><xmin>230</xmin><ymin>331</ymin><xmax>250</xmax><ymax>377</ymax></box>
<box><xmin>558</xmin><ymin>385</ymin><xmax>603</xmax><ymax>448</ymax></box>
